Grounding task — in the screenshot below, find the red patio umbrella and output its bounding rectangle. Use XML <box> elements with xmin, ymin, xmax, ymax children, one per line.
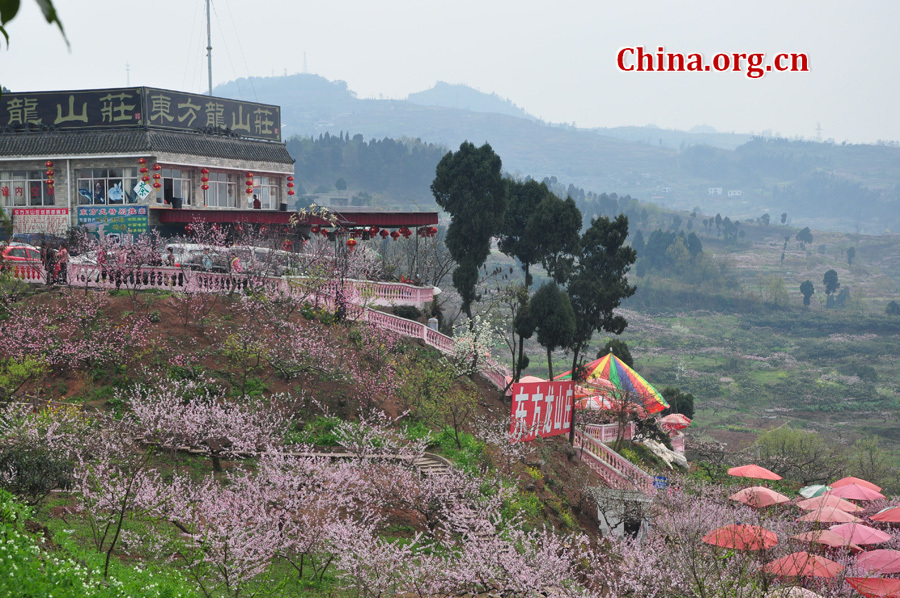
<box><xmin>856</xmin><ymin>549</ymin><xmax>900</xmax><ymax>574</ymax></box>
<box><xmin>832</xmin><ymin>477</ymin><xmax>882</xmax><ymax>493</ymax></box>
<box><xmin>762</xmin><ymin>552</ymin><xmax>844</xmax><ymax>578</ymax></box>
<box><xmin>730</xmin><ymin>486</ymin><xmax>791</xmax><ymax>508</ymax></box>
<box><xmin>797</xmin><ymin>507</ymin><xmax>861</xmax><ymax>524</ymax></box>
<box><xmin>703</xmin><ymin>524</ymin><xmax>778</xmax><ymax>551</ymax></box>
<box><xmin>846</xmin><ymin>577</ymin><xmax>900</xmax><ymax>598</ymax></box>
<box><xmin>728</xmin><ymin>464</ymin><xmax>783</xmax><ymax>481</ymax></box>
<box><xmin>829</xmin><ymin>484</ymin><xmax>886</xmax><ymax>502</ymax></box>
<box><xmin>870</xmin><ymin>507</ymin><xmax>900</xmax><ymax>524</ymax></box>
<box><xmin>659</xmin><ymin>413</ymin><xmax>692</xmax><ymax>430</ymax></box>
<box><xmin>829</xmin><ymin>523</ymin><xmax>893</xmax><ymax>546</ymax></box>
<box><xmin>790</xmin><ymin>529</ymin><xmax>862</xmax><ymax>552</ymax></box>
<box><xmin>796</xmin><ymin>494</ymin><xmax>863</xmax><ymax>513</ymax></box>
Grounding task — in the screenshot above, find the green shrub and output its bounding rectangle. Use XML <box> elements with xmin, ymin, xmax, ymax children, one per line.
<box><xmin>393</xmin><ymin>305</ymin><xmax>423</xmax><ymax>321</ymax></box>
<box><xmin>0</xmin><ymin>446</ymin><xmax>72</xmax><ymax>506</ymax></box>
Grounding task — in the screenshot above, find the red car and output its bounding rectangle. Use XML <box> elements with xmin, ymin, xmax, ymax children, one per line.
<box><xmin>0</xmin><ymin>242</ymin><xmax>43</xmax><ymax>275</ymax></box>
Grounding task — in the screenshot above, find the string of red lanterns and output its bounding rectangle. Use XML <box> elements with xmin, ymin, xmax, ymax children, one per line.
<box><xmin>137</xmin><ymin>157</ymin><xmax>150</xmax><ymax>182</ymax></box>
<box><xmin>200</xmin><ymin>168</ymin><xmax>210</xmax><ymax>191</ymax></box>
<box><xmin>287</xmin><ymin>175</ymin><xmax>295</xmax><ymax>197</ymax></box>
<box><xmin>245</xmin><ymin>171</ymin><xmax>254</xmax><ymax>196</ymax></box>
<box><xmin>152</xmin><ymin>163</ymin><xmax>162</xmax><ymax>189</ymax></box>
<box><xmin>44</xmin><ymin>161</ymin><xmax>54</xmax><ymax>191</ymax></box>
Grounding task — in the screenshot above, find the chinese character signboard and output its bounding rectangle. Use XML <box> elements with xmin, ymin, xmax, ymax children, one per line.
<box><xmin>133</xmin><ymin>181</ymin><xmax>152</xmax><ymax>200</ymax></box>
<box><xmin>510</xmin><ymin>380</ymin><xmax>574</xmax><ymax>443</ymax></box>
<box><xmin>0</xmin><ymin>87</ymin><xmax>281</xmax><ymax>141</ymax></box>
<box><xmin>77</xmin><ymin>206</ymin><xmax>148</xmax><ymax>235</ymax></box>
<box><xmin>11</xmin><ymin>208</ymin><xmax>69</xmax><ymax>235</ymax></box>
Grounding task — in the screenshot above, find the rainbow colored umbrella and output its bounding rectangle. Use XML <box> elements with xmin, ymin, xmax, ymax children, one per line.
<box><xmin>555</xmin><ymin>352</ymin><xmax>669</xmax><ymax>414</ymax></box>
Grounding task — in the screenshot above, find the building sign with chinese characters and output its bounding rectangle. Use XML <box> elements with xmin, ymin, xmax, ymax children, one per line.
<box><xmin>12</xmin><ymin>208</ymin><xmax>70</xmax><ymax>235</ymax></box>
<box><xmin>0</xmin><ymin>87</ymin><xmax>281</xmax><ymax>141</ymax></box>
<box><xmin>510</xmin><ymin>380</ymin><xmax>574</xmax><ymax>443</ymax></box>
<box><xmin>77</xmin><ymin>206</ymin><xmax>149</xmax><ymax>235</ymax></box>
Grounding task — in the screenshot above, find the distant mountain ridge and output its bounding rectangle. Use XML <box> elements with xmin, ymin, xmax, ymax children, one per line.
<box><xmin>406</xmin><ymin>81</ymin><xmax>538</xmax><ymax>122</ymax></box>
<box><xmin>213</xmin><ymin>74</ymin><xmax>900</xmax><ymax>234</ymax></box>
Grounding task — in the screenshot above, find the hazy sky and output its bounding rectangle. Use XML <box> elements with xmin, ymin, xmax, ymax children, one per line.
<box><xmin>2</xmin><ymin>0</ymin><xmax>897</xmax><ymax>143</ymax></box>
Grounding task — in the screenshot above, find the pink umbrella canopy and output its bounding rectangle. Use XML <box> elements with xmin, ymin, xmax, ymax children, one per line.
<box><xmin>798</xmin><ymin>507</ymin><xmax>861</xmax><ymax>524</ymax></box>
<box><xmin>829</xmin><ymin>523</ymin><xmax>894</xmax><ymax>546</ymax></box>
<box><xmin>845</xmin><ymin>577</ymin><xmax>900</xmax><ymax>598</ymax></box>
<box><xmin>796</xmin><ymin>494</ymin><xmax>863</xmax><ymax>513</ymax></box>
<box><xmin>791</xmin><ymin>529</ymin><xmax>863</xmax><ymax>552</ymax></box>
<box><xmin>730</xmin><ymin>486</ymin><xmax>791</xmax><ymax>508</ymax></box>
<box><xmin>659</xmin><ymin>413</ymin><xmax>692</xmax><ymax>430</ymax></box>
<box><xmin>762</xmin><ymin>552</ymin><xmax>844</xmax><ymax>578</ymax></box>
<box><xmin>703</xmin><ymin>524</ymin><xmax>778</xmax><ymax>551</ymax></box>
<box><xmin>856</xmin><ymin>549</ymin><xmax>900</xmax><ymax>574</ymax></box>
<box><xmin>728</xmin><ymin>464</ymin><xmax>783</xmax><ymax>481</ymax></box>
<box><xmin>829</xmin><ymin>484</ymin><xmax>886</xmax><ymax>502</ymax></box>
<box><xmin>832</xmin><ymin>477</ymin><xmax>882</xmax><ymax>492</ymax></box>
<box><xmin>870</xmin><ymin>507</ymin><xmax>900</xmax><ymax>524</ymax></box>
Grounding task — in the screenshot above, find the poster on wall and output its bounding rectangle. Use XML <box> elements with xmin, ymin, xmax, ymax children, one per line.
<box><xmin>510</xmin><ymin>380</ymin><xmax>574</xmax><ymax>443</ymax></box>
<box><xmin>11</xmin><ymin>207</ymin><xmax>70</xmax><ymax>236</ymax></box>
<box><xmin>77</xmin><ymin>206</ymin><xmax>148</xmax><ymax>235</ymax></box>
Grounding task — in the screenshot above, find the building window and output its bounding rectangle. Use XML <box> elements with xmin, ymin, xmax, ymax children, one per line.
<box><xmin>76</xmin><ymin>168</ymin><xmax>137</xmax><ymax>204</ymax></box>
<box><xmin>0</xmin><ymin>170</ymin><xmax>54</xmax><ymax>207</ymax></box>
<box><xmin>162</xmin><ymin>169</ymin><xmax>192</xmax><ymax>206</ymax></box>
<box><xmin>253</xmin><ymin>175</ymin><xmax>279</xmax><ymax>209</ymax></box>
<box><xmin>206</xmin><ymin>172</ymin><xmax>235</xmax><ymax>208</ymax></box>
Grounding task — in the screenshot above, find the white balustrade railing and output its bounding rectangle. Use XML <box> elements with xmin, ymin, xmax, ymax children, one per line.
<box><xmin>29</xmin><ymin>263</ymin><xmax>507</xmax><ymax>390</ymax></box>
<box><xmin>575</xmin><ymin>429</ymin><xmax>655</xmax><ymax>495</ymax></box>
<box><xmin>583</xmin><ymin>422</ymin><xmax>636</xmax><ymax>444</ymax></box>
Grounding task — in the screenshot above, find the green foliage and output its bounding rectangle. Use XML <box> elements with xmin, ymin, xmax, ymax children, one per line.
<box><xmin>796</xmin><ymin>226</ymin><xmax>814</xmax><ymax>247</ymax></box>
<box><xmin>0</xmin><ymin>445</ymin><xmax>72</xmax><ymax>506</ymax></box>
<box><xmin>823</xmin><ymin>268</ymin><xmax>840</xmax><ymax>295</ymax></box>
<box><xmin>567</xmin><ymin>214</ymin><xmax>637</xmax><ymax>378</ymax></box>
<box><xmin>755</xmin><ymin>427</ymin><xmax>844</xmax><ymax>485</ymax></box>
<box><xmin>529</xmin><ymin>282</ymin><xmax>575</xmax><ymax>379</ymax></box>
<box><xmin>499</xmin><ymin>179</ymin><xmax>552</xmax><ymax>287</ymax></box>
<box><xmin>660</xmin><ymin>386</ymin><xmax>695</xmax><ymax>419</ymax></box>
<box><xmin>800</xmin><ymin>279</ymin><xmax>815</xmax><ymax>306</ymax></box>
<box><xmin>392</xmin><ymin>305</ymin><xmax>423</xmax><ymax>321</ymax></box>
<box><xmin>290</xmin><ymin>415</ymin><xmax>343</xmax><ymax>446</ymax></box>
<box><xmin>0</xmin><ymin>0</ymin><xmax>66</xmax><ymax>48</ymax></box>
<box><xmin>887</xmin><ymin>300</ymin><xmax>900</xmax><ymax>316</ymax></box>
<box><xmin>0</xmin><ymin>355</ymin><xmax>49</xmax><ymax>402</ymax></box>
<box><xmin>433</xmin><ymin>428</ymin><xmax>486</xmax><ymax>474</ymax></box>
<box><xmin>501</xmin><ymin>491</ymin><xmax>543</xmax><ymax>524</ymax></box>
<box><xmin>431</xmin><ymin>141</ymin><xmax>506</xmax><ymax>317</ymax></box>
<box><xmin>597</xmin><ymin>339</ymin><xmax>633</xmax><ymax>368</ymax></box>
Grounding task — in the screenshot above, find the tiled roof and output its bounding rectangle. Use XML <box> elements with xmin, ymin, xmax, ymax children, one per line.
<box><xmin>0</xmin><ymin>128</ymin><xmax>293</xmax><ymax>165</ymax></box>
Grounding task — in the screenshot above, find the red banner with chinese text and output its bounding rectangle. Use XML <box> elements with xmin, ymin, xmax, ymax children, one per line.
<box><xmin>510</xmin><ymin>381</ymin><xmax>574</xmax><ymax>443</ymax></box>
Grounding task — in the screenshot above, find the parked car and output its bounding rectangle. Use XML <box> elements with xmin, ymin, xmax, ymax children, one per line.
<box><xmin>0</xmin><ymin>242</ymin><xmax>43</xmax><ymax>272</ymax></box>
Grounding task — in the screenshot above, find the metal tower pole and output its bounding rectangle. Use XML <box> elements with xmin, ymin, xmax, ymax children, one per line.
<box><xmin>206</xmin><ymin>0</ymin><xmax>213</xmax><ymax>96</ymax></box>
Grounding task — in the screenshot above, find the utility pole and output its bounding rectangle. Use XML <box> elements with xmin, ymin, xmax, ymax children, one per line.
<box><xmin>125</xmin><ymin>62</ymin><xmax>130</xmax><ymax>86</ymax></box>
<box><xmin>206</xmin><ymin>0</ymin><xmax>213</xmax><ymax>96</ymax></box>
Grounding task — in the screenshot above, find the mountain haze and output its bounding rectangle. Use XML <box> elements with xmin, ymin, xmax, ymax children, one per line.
<box><xmin>214</xmin><ymin>74</ymin><xmax>900</xmax><ymax>234</ymax></box>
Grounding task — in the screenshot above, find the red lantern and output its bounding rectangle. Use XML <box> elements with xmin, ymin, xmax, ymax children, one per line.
<box><xmin>46</xmin><ymin>179</ymin><xmax>54</xmax><ymax>186</ymax></box>
<box><xmin>137</xmin><ymin>158</ymin><xmax>147</xmax><ymax>165</ymax></box>
<box><xmin>346</xmin><ymin>238</ymin><xmax>357</xmax><ymax>249</ymax></box>
<box><xmin>140</xmin><ymin>167</ymin><xmax>149</xmax><ymax>174</ymax></box>
<box><xmin>390</xmin><ymin>231</ymin><xmax>400</xmax><ymax>240</ymax></box>
<box><xmin>245</xmin><ymin>188</ymin><xmax>253</xmax><ymax>194</ymax></box>
<box><xmin>429</xmin><ymin>226</ymin><xmax>437</xmax><ymax>235</ymax></box>
<box><xmin>320</xmin><ymin>228</ymin><xmax>329</xmax><ymax>237</ymax></box>
<box><xmin>310</xmin><ymin>225</ymin><xmax>320</xmax><ymax>234</ymax></box>
<box><xmin>287</xmin><ymin>175</ymin><xmax>294</xmax><ymax>181</ymax></box>
<box><xmin>379</xmin><ymin>229</ymin><xmax>389</xmax><ymax>238</ymax></box>
<box><xmin>369</xmin><ymin>226</ymin><xmax>378</xmax><ymax>234</ymax></box>
<box><xmin>153</xmin><ymin>182</ymin><xmax>162</xmax><ymax>189</ymax></box>
<box><xmin>201</xmin><ymin>184</ymin><xmax>209</xmax><ymax>191</ymax></box>
<box><xmin>142</xmin><ymin>176</ymin><xmax>150</xmax><ymax>182</ymax></box>
<box><xmin>288</xmin><ymin>190</ymin><xmax>295</xmax><ymax>196</ymax></box>
<box><xmin>44</xmin><ymin>161</ymin><xmax>54</xmax><ymax>168</ymax></box>
<box><xmin>245</xmin><ymin>172</ymin><xmax>254</xmax><ymax>178</ymax></box>
<box><xmin>152</xmin><ymin>173</ymin><xmax>161</xmax><ymax>180</ymax></box>
<box><xmin>201</xmin><ymin>168</ymin><xmax>209</xmax><ymax>174</ymax></box>
<box><xmin>45</xmin><ymin>169</ymin><xmax>54</xmax><ymax>177</ymax></box>
<box><xmin>287</xmin><ymin>182</ymin><xmax>294</xmax><ymax>188</ymax></box>
<box><xmin>152</xmin><ymin>164</ymin><xmax>162</xmax><ymax>171</ymax></box>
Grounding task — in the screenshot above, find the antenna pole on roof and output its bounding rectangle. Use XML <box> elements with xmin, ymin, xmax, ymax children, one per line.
<box><xmin>206</xmin><ymin>0</ymin><xmax>213</xmax><ymax>96</ymax></box>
